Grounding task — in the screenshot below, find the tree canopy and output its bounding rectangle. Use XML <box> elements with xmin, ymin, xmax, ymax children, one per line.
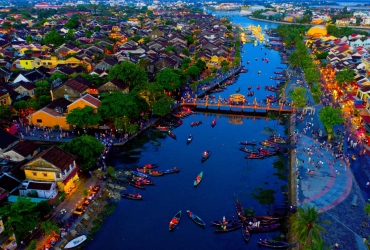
<box><xmin>319</xmin><ymin>106</ymin><xmax>345</xmax><ymax>133</ymax></box>
<box><xmin>0</xmin><ymin>105</ymin><xmax>11</xmax><ymax>120</ymax></box>
<box><xmin>66</xmin><ymin>106</ymin><xmax>102</xmax><ymax>129</ymax></box>
<box><xmin>290</xmin><ymin>205</ymin><xmax>329</xmax><ymax>248</ymax></box>
<box><xmin>0</xmin><ymin>196</ymin><xmax>39</xmax><ymax>241</ymax></box>
<box><xmin>99</xmin><ymin>91</ymin><xmax>148</xmax><ymax>120</ymax></box>
<box><xmin>42</xmin><ymin>28</ymin><xmax>65</xmax><ymax>47</ymax></box>
<box><xmin>289</xmin><ymin>87</ymin><xmax>307</xmax><ymax>108</ymax></box>
<box><xmin>60</xmin><ymin>135</ymin><xmax>104</xmax><ymax>171</ymax></box>
<box><xmin>108</xmin><ymin>61</ymin><xmax>148</xmax><ymax>90</ymax></box>
<box><xmin>186</xmin><ymin>65</ymin><xmax>200</xmax><ymax>80</ymax></box>
<box><xmin>335</xmin><ymin>67</ymin><xmax>355</xmax><ymax>87</ymax></box>
<box><xmin>155</xmin><ymin>68</ymin><xmax>182</xmax><ymax>92</ymax></box>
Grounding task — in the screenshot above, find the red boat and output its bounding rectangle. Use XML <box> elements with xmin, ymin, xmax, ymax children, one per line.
<box><xmin>211</xmin><ymin>119</ymin><xmax>216</xmax><ymax>127</ymax></box>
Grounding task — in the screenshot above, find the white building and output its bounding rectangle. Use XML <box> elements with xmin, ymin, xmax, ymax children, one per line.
<box><xmin>19</xmin><ymin>181</ymin><xmax>58</xmax><ymax>199</ymax></box>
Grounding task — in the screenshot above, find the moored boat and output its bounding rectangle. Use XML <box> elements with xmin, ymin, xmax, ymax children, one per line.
<box><xmin>148</xmin><ymin>170</ymin><xmax>164</xmax><ymax>177</ymax></box>
<box><xmin>121</xmin><ymin>193</ymin><xmax>142</xmax><ymax>200</ymax></box>
<box><xmin>187</xmin><ymin>134</ymin><xmax>193</xmax><ymax>144</ymax></box>
<box><xmin>187</xmin><ymin>210</ymin><xmax>205</xmax><ymax>227</ymax></box>
<box><xmin>169</xmin><ymin>211</ymin><xmax>181</xmax><ymax>231</ymax></box>
<box><xmin>168</xmin><ymin>131</ymin><xmax>177</xmax><ymax>140</ymax></box>
<box><xmin>142</xmin><ymin>163</ymin><xmax>159</xmax><ymax>169</ymax></box>
<box><xmin>202</xmin><ymin>150</ymin><xmax>211</xmax><ymax>162</ymax></box>
<box><xmin>215</xmin><ymin>222</ymin><xmax>243</xmax><ymax>233</ymax></box>
<box><xmin>242</xmin><ymin>224</ymin><xmax>251</xmax><ymax>243</ymax></box>
<box><xmin>155</xmin><ymin>126</ymin><xmax>170</xmax><ymax>132</ymax></box>
<box><xmin>191</xmin><ymin>121</ymin><xmax>203</xmax><ymax>127</ymax></box>
<box><xmin>259</xmin><ymin>148</ymin><xmax>277</xmax><ymax>156</ymax></box>
<box><xmin>239</xmin><ymin>141</ymin><xmax>257</xmax><ymax>146</ymax></box>
<box><xmin>212</xmin><ymin>219</ymin><xmax>241</xmax><ymax>226</ymax></box>
<box><xmin>247</xmin><ymin>222</ymin><xmax>280</xmax><ymax>233</ymax></box>
<box><xmin>211</xmin><ymin>119</ymin><xmax>217</xmax><ymax>127</ymax></box>
<box><xmin>129</xmin><ymin>181</ymin><xmax>146</xmax><ymax>190</ymax></box>
<box><xmin>258</xmin><ymin>239</ymin><xmax>290</xmax><ymax>248</ymax></box>
<box><xmin>236</xmin><ymin>200</ymin><xmax>245</xmax><ymax>218</ymax></box>
<box><xmin>245</xmin><ymin>153</ymin><xmax>264</xmax><ymax>159</ymax></box>
<box><xmin>130</xmin><ymin>170</ymin><xmax>148</xmax><ymax>178</ymax></box>
<box><xmin>268</xmin><ymin>136</ymin><xmax>287</xmax><ymax>144</ymax></box>
<box><xmin>64</xmin><ymin>235</ymin><xmax>87</xmax><ymax>249</ymax></box>
<box><xmin>159</xmin><ymin>168</ymin><xmax>180</xmax><ymax>174</ymax></box>
<box><xmin>194</xmin><ymin>171</ymin><xmax>203</xmax><ymax>187</ymax></box>
<box><xmin>239</xmin><ymin>147</ymin><xmax>257</xmax><ymax>153</ymax></box>
<box><xmin>236</xmin><ymin>87</ymin><xmax>240</xmax><ymax>93</ymax></box>
<box><xmin>260</xmin><ymin>140</ymin><xmax>276</xmax><ymax>148</ymax></box>
<box><xmin>173</xmin><ymin>120</ymin><xmax>183</xmax><ymax>128</ymax></box>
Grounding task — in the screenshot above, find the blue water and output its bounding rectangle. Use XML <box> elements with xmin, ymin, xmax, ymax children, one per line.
<box><xmin>86</xmin><ymin>17</ymin><xmax>288</xmax><ymax>250</ymax></box>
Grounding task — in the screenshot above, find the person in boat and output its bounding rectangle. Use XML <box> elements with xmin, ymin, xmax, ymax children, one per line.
<box><xmin>137</xmin><ymin>193</ymin><xmax>141</xmax><ymax>198</ymax></box>
<box><xmin>174</xmin><ymin>167</ymin><xmax>177</xmax><ymax>171</ymax></box>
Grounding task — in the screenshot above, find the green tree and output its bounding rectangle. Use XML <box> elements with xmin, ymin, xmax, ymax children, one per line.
<box><xmin>41</xmin><ymin>221</ymin><xmax>59</xmax><ymax>235</ymax></box>
<box><xmin>34</xmin><ymin>80</ymin><xmax>51</xmax><ymax>97</ymax></box>
<box><xmin>291</xmin><ymin>205</ymin><xmax>330</xmax><ymax>248</ymax></box>
<box><xmin>27</xmin><ymin>240</ymin><xmax>37</xmax><ymax>250</ymax></box>
<box><xmin>26</xmin><ymin>35</ymin><xmax>33</xmax><ymax>44</ymax></box>
<box><xmin>319</xmin><ymin>106</ymin><xmax>344</xmax><ymax>135</ymax></box>
<box><xmin>60</xmin><ymin>135</ymin><xmax>105</xmax><ymax>170</ymax></box>
<box><xmin>99</xmin><ymin>92</ymin><xmax>148</xmax><ymax>120</ymax></box>
<box><xmin>64</xmin><ymin>18</ymin><xmax>79</xmax><ymax>29</ymax></box>
<box><xmin>106</xmin><ymin>166</ymin><xmax>115</xmax><ymax>177</ymax></box>
<box><xmin>184</xmin><ymin>34</ymin><xmax>194</xmax><ymax>46</ymax></box>
<box><xmin>186</xmin><ymin>65</ymin><xmax>200</xmax><ymax>80</ymax></box>
<box><xmin>289</xmin><ymin>87</ymin><xmax>307</xmax><ymax>108</ymax></box>
<box><xmin>0</xmin><ymin>196</ymin><xmax>39</xmax><ymax>241</ymax></box>
<box><xmin>0</xmin><ymin>105</ymin><xmax>11</xmax><ymax>120</ymax></box>
<box><xmin>364</xmin><ymin>204</ymin><xmax>370</xmax><ymax>220</ymax></box>
<box><xmin>108</xmin><ymin>61</ymin><xmax>148</xmax><ymax>90</ymax></box>
<box><xmin>288</xmin><ymin>51</ymin><xmax>302</xmax><ymax>69</ymax></box>
<box><xmin>143</xmin><ymin>37</ymin><xmax>150</xmax><ymax>44</ymax></box>
<box><xmin>150</xmin><ymin>94</ymin><xmax>174</xmax><ymax>116</ymax></box>
<box><xmin>65</xmin><ymin>29</ymin><xmax>74</xmax><ymax>41</ymax></box>
<box><xmin>66</xmin><ymin>106</ymin><xmax>102</xmax><ymax>128</ymax></box>
<box><xmin>182</xmin><ymin>48</ymin><xmax>190</xmax><ymax>56</ymax></box>
<box><xmin>49</xmin><ymin>72</ymin><xmax>69</xmax><ymax>82</ymax></box>
<box><xmin>195</xmin><ymin>59</ymin><xmax>206</xmax><ymax>71</ymax></box>
<box><xmin>43</xmin><ymin>28</ymin><xmax>65</xmax><ymax>47</ymax></box>
<box><xmin>114</xmin><ymin>116</ymin><xmax>139</xmax><ymax>134</ymax></box>
<box><xmin>85</xmin><ymin>30</ymin><xmax>93</xmax><ymax>38</ymax></box>
<box><xmin>181</xmin><ymin>57</ymin><xmax>191</xmax><ymax>70</ymax></box>
<box><xmin>166</xmin><ymin>46</ymin><xmax>175</xmax><ymax>52</ymax></box>
<box><xmin>35</xmin><ymin>200</ymin><xmax>52</xmax><ymax>219</ymax></box>
<box><xmin>76</xmin><ymin>73</ymin><xmax>104</xmax><ymax>85</ymax></box>
<box><xmin>13</xmin><ymin>100</ymin><xmax>28</xmax><ymax>111</ymax></box>
<box><xmin>335</xmin><ymin>67</ymin><xmax>355</xmax><ymax>87</ymax></box>
<box><xmin>155</xmin><ymin>68</ymin><xmax>181</xmax><ymax>92</ymax></box>
<box><xmin>93</xmin><ymin>26</ymin><xmax>101</xmax><ymax>32</ymax></box>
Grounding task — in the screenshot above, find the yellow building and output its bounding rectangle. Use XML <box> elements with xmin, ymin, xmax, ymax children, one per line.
<box><xmin>362</xmin><ymin>57</ymin><xmax>370</xmax><ymax>71</ymax></box>
<box><xmin>19</xmin><ymin>59</ymin><xmax>34</xmax><ymax>70</ymax></box>
<box><xmin>283</xmin><ymin>16</ymin><xmax>294</xmax><ymax>22</ymax></box>
<box><xmin>307</xmin><ymin>25</ymin><xmax>327</xmax><ymax>38</ymax></box>
<box><xmin>22</xmin><ymin>146</ymin><xmax>79</xmax><ymax>193</ymax></box>
<box><xmin>312</xmin><ymin>18</ymin><xmax>323</xmax><ymax>25</ymax></box>
<box><xmin>0</xmin><ymin>92</ymin><xmax>11</xmax><ymax>106</ymax></box>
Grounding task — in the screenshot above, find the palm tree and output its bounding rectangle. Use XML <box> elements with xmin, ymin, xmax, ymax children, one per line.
<box><xmin>290</xmin><ymin>205</ymin><xmax>330</xmax><ymax>248</ymax></box>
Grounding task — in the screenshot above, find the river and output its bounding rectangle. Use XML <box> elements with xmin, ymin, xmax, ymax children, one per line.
<box><xmin>86</xmin><ymin>15</ymin><xmax>289</xmax><ymax>250</ymax></box>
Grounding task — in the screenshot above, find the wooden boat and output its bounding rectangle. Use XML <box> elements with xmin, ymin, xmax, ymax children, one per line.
<box><xmin>121</xmin><ymin>193</ymin><xmax>142</xmax><ymax>200</ymax></box>
<box><xmin>142</xmin><ymin>163</ymin><xmax>159</xmax><ymax>169</ymax></box>
<box><xmin>236</xmin><ymin>200</ymin><xmax>245</xmax><ymax>218</ymax></box>
<box><xmin>244</xmin><ymin>216</ymin><xmax>282</xmax><ymax>225</ymax></box>
<box><xmin>169</xmin><ymin>211</ymin><xmax>181</xmax><ymax>231</ymax></box>
<box><xmin>65</xmin><ymin>235</ymin><xmax>87</xmax><ymax>249</ymax></box>
<box><xmin>187</xmin><ymin>135</ymin><xmax>193</xmax><ymax>144</ymax></box>
<box><xmin>129</xmin><ymin>181</ymin><xmax>146</xmax><ymax>190</ymax></box>
<box><xmin>159</xmin><ymin>168</ymin><xmax>180</xmax><ymax>174</ymax></box>
<box><xmin>236</xmin><ymin>87</ymin><xmax>240</xmax><ymax>93</ymax></box>
<box><xmin>274</xmin><ymin>71</ymin><xmax>282</xmax><ymax>74</ymax></box>
<box><xmin>187</xmin><ymin>210</ymin><xmax>205</xmax><ymax>227</ymax></box>
<box><xmin>191</xmin><ymin>121</ymin><xmax>203</xmax><ymax>127</ymax></box>
<box><xmin>173</xmin><ymin>120</ymin><xmax>183</xmax><ymax>128</ymax></box>
<box><xmin>168</xmin><ymin>131</ymin><xmax>177</xmax><ymax>140</ymax></box>
<box><xmin>130</xmin><ymin>171</ymin><xmax>148</xmax><ymax>178</ymax></box>
<box><xmin>215</xmin><ymin>222</ymin><xmax>242</xmax><ymax>233</ymax></box>
<box><xmin>245</xmin><ymin>153</ymin><xmax>264</xmax><ymax>159</ymax></box>
<box><xmin>239</xmin><ymin>147</ymin><xmax>257</xmax><ymax>154</ymax></box>
<box><xmin>260</xmin><ymin>140</ymin><xmax>276</xmax><ymax>148</ymax></box>
<box><xmin>148</xmin><ymin>170</ymin><xmax>164</xmax><ymax>177</ymax></box>
<box><xmin>258</xmin><ymin>239</ymin><xmax>290</xmax><ymax>248</ymax></box>
<box><xmin>259</xmin><ymin>148</ymin><xmax>277</xmax><ymax>156</ymax></box>
<box><xmin>211</xmin><ymin>119</ymin><xmax>216</xmax><ymax>127</ymax></box>
<box><xmin>194</xmin><ymin>172</ymin><xmax>203</xmax><ymax>187</ymax></box>
<box><xmin>212</xmin><ymin>219</ymin><xmax>241</xmax><ymax>226</ymax></box>
<box><xmin>247</xmin><ymin>222</ymin><xmax>280</xmax><ymax>233</ymax></box>
<box><xmin>242</xmin><ymin>224</ymin><xmax>251</xmax><ymax>243</ymax></box>
<box><xmin>239</xmin><ymin>141</ymin><xmax>257</xmax><ymax>146</ymax></box>
<box><xmin>268</xmin><ymin>137</ymin><xmax>287</xmax><ymax>144</ymax></box>
<box><xmin>133</xmin><ymin>178</ymin><xmax>154</xmax><ymax>185</ymax></box>
<box><xmin>155</xmin><ymin>126</ymin><xmax>170</xmax><ymax>132</ymax></box>
<box><xmin>202</xmin><ymin>150</ymin><xmax>211</xmax><ymax>162</ymax></box>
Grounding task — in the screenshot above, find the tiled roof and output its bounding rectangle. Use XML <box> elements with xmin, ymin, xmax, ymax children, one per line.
<box><xmin>42</xmin><ymin>107</ymin><xmax>62</xmax><ymax>117</ymax></box>
<box><xmin>31</xmin><ymin>146</ymin><xmax>76</xmax><ymax>171</ymax></box>
<box><xmin>47</xmin><ymin>97</ymin><xmax>72</xmax><ymax>110</ymax></box>
<box><xmin>27</xmin><ymin>182</ymin><xmax>52</xmax><ymax>190</ymax></box>
<box><xmin>11</xmin><ymin>140</ymin><xmax>39</xmax><ymax>157</ymax></box>
<box><xmin>0</xmin><ymin>174</ymin><xmax>20</xmax><ymax>192</ymax></box>
<box><xmin>0</xmin><ymin>129</ymin><xmax>18</xmax><ymax>150</ymax></box>
<box><xmin>81</xmin><ymin>94</ymin><xmax>101</xmax><ymax>107</ymax></box>
<box><xmin>66</xmin><ymin>79</ymin><xmax>89</xmax><ymax>92</ymax></box>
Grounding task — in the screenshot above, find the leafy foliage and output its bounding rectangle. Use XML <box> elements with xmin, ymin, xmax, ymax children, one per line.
<box><xmin>66</xmin><ymin>106</ymin><xmax>102</xmax><ymax>128</ymax></box>
<box><xmin>319</xmin><ymin>106</ymin><xmax>345</xmax><ymax>133</ymax></box>
<box><xmin>61</xmin><ymin>135</ymin><xmax>104</xmax><ymax>170</ymax></box>
<box><xmin>186</xmin><ymin>65</ymin><xmax>200</xmax><ymax>80</ymax></box>
<box><xmin>155</xmin><ymin>68</ymin><xmax>181</xmax><ymax>92</ymax></box>
<box><xmin>0</xmin><ymin>105</ymin><xmax>11</xmax><ymax>120</ymax></box>
<box><xmin>335</xmin><ymin>67</ymin><xmax>355</xmax><ymax>87</ymax></box>
<box><xmin>42</xmin><ymin>27</ymin><xmax>65</xmax><ymax>47</ymax></box>
<box><xmin>289</xmin><ymin>87</ymin><xmax>307</xmax><ymax>108</ymax></box>
<box><xmin>290</xmin><ymin>205</ymin><xmax>330</xmax><ymax>248</ymax></box>
<box><xmin>41</xmin><ymin>221</ymin><xmax>60</xmax><ymax>235</ymax></box>
<box><xmin>0</xmin><ymin>196</ymin><xmax>39</xmax><ymax>241</ymax></box>
<box><xmin>108</xmin><ymin>61</ymin><xmax>148</xmax><ymax>90</ymax></box>
<box><xmin>36</xmin><ymin>200</ymin><xmax>52</xmax><ymax>219</ymax></box>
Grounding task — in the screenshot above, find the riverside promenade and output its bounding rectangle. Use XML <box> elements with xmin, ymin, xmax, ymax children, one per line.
<box><xmin>285</xmin><ymin>71</ymin><xmax>370</xmax><ymax>249</ymax></box>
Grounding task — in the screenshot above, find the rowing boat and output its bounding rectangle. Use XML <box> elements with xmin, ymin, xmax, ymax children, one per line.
<box><xmin>187</xmin><ymin>210</ymin><xmax>205</xmax><ymax>227</ymax></box>
<box><xmin>202</xmin><ymin>150</ymin><xmax>211</xmax><ymax>162</ymax></box>
<box><xmin>242</xmin><ymin>224</ymin><xmax>251</xmax><ymax>243</ymax></box>
<box><xmin>169</xmin><ymin>211</ymin><xmax>181</xmax><ymax>231</ymax></box>
<box><xmin>236</xmin><ymin>200</ymin><xmax>245</xmax><ymax>218</ymax></box>
<box><xmin>258</xmin><ymin>239</ymin><xmax>290</xmax><ymax>248</ymax></box>
<box><xmin>121</xmin><ymin>193</ymin><xmax>142</xmax><ymax>200</ymax></box>
<box><xmin>194</xmin><ymin>172</ymin><xmax>203</xmax><ymax>187</ymax></box>
<box><xmin>65</xmin><ymin>235</ymin><xmax>87</xmax><ymax>249</ymax></box>
<box><xmin>214</xmin><ymin>222</ymin><xmax>242</xmax><ymax>233</ymax></box>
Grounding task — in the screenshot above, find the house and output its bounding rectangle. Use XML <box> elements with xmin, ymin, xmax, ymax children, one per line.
<box><xmin>0</xmin><ymin>129</ymin><xmax>19</xmax><ymax>152</ymax></box>
<box><xmin>155</xmin><ymin>57</ymin><xmax>179</xmax><ymax>71</ymax></box>
<box><xmin>13</xmin><ymin>82</ymin><xmax>35</xmax><ymax>97</ymax></box>
<box><xmin>28</xmin><ymin>98</ymin><xmax>71</xmax><ymax>130</ymax></box>
<box><xmin>94</xmin><ymin>57</ymin><xmax>118</xmax><ymax>71</ymax></box>
<box><xmin>336</xmin><ymin>18</ymin><xmax>350</xmax><ymax>26</ymax></box>
<box><xmin>98</xmin><ymin>79</ymin><xmax>129</xmax><ymax>94</ymax></box>
<box><xmin>0</xmin><ymin>173</ymin><xmax>21</xmax><ymax>201</ymax></box>
<box><xmin>19</xmin><ymin>180</ymin><xmax>58</xmax><ymax>199</ymax></box>
<box><xmin>21</xmin><ymin>146</ymin><xmax>79</xmax><ymax>193</ymax></box>
<box><xmin>51</xmin><ymin>75</ymin><xmax>92</xmax><ymax>101</ymax></box>
<box><xmin>12</xmin><ymin>70</ymin><xmax>45</xmax><ymax>84</ymax></box>
<box><xmin>0</xmin><ymin>88</ymin><xmax>11</xmax><ymax>105</ymax></box>
<box><xmin>148</xmin><ymin>29</ymin><xmax>165</xmax><ymax>40</ymax></box>
<box><xmin>67</xmin><ymin>94</ymin><xmax>100</xmax><ymax>113</ymax></box>
<box><xmin>4</xmin><ymin>140</ymin><xmax>40</xmax><ymax>162</ymax></box>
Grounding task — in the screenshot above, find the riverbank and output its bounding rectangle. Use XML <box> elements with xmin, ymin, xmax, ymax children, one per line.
<box><xmin>248</xmin><ymin>16</ymin><xmax>370</xmax><ymax>31</ymax></box>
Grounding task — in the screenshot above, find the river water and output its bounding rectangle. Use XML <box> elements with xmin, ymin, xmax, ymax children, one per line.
<box><xmin>86</xmin><ymin>16</ymin><xmax>289</xmax><ymax>250</ymax></box>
